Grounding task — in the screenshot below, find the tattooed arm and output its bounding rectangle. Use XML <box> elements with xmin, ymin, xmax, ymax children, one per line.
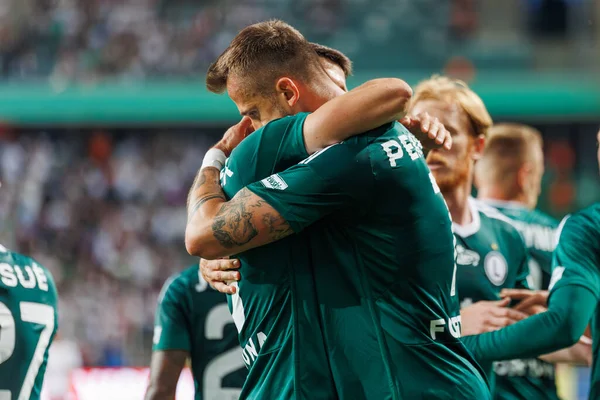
<box><xmin>185</xmin><ymin>167</ymin><xmax>293</xmax><ymax>260</ymax></box>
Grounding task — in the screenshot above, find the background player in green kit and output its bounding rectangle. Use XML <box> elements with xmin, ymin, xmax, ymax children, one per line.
<box><xmin>461</xmin><ymin>128</ymin><xmax>600</xmax><ymax>397</ymax></box>
<box><xmin>186</xmin><ymin>21</ymin><xmax>489</xmax><ymax>400</ymax></box>
<box><xmin>144</xmin><ymin>264</ymin><xmax>247</xmax><ymax>400</ymax></box>
<box><xmin>0</xmin><ymin>243</ymin><xmax>58</xmax><ymax>400</ymax></box>
<box><xmin>145</xmin><ymin>43</ymin><xmax>356</xmax><ymax>400</ymax></box>
<box><xmin>474</xmin><ymin>123</ymin><xmax>561</xmax><ymax>400</ymax></box>
<box><xmin>406</xmin><ymin>76</ymin><xmax>532</xmax><ymax>388</ymax></box>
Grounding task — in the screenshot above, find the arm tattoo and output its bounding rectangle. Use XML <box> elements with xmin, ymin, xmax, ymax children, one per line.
<box><xmin>263</xmin><ymin>212</ymin><xmax>294</xmax><ymax>241</ymax></box>
<box><xmin>186</xmin><ymin>169</ymin><xmax>208</xmax><ymax>208</ymax></box>
<box><xmin>212</xmin><ymin>189</ymin><xmax>258</xmax><ymax>248</ymax></box>
<box><xmin>188</xmin><ymin>194</ymin><xmax>226</xmax><ymax>220</ymax></box>
<box><xmin>211</xmin><ymin>188</ymin><xmax>294</xmax><ymax>248</ymax></box>
<box><xmin>187</xmin><ymin>168</ymin><xmax>225</xmax><ymax>221</ymax></box>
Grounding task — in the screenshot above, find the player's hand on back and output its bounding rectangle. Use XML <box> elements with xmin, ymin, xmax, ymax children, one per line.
<box><xmin>213</xmin><ymin>117</ymin><xmax>255</xmax><ymax>156</ymax></box>
<box><xmin>200</xmin><ymin>258</ymin><xmax>241</xmax><ymax>294</ymax></box>
<box><xmin>461</xmin><ymin>298</ymin><xmax>528</xmax><ymax>336</ymax></box>
<box><xmin>399</xmin><ymin>112</ymin><xmax>452</xmax><ymax>151</ymax></box>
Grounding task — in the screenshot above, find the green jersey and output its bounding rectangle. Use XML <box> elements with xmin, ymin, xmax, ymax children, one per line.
<box><xmin>222</xmin><ymin>113</ymin><xmax>338</xmax><ymax>400</ymax></box>
<box><xmin>0</xmin><ymin>245</ymin><xmax>58</xmax><ymax>400</ymax></box>
<box><xmin>483</xmin><ymin>200</ymin><xmax>560</xmax><ymax>400</ymax></box>
<box><xmin>550</xmin><ymin>203</ymin><xmax>600</xmax><ymax>398</ymax></box>
<box><xmin>153</xmin><ymin>265</ymin><xmax>247</xmax><ymax>400</ymax></box>
<box><xmin>247</xmin><ymin>118</ymin><xmax>490</xmax><ymax>399</ymax></box>
<box><xmin>454</xmin><ymin>199</ymin><xmax>530</xmax><ymax>386</ymax></box>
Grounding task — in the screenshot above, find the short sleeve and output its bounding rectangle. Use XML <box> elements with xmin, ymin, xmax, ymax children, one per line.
<box><xmin>153</xmin><ymin>276</ymin><xmax>192</xmax><ymax>352</ymax></box>
<box><xmin>549</xmin><ymin>211</ymin><xmax>600</xmax><ymax>301</ymax></box>
<box><xmin>268</xmin><ymin>112</ymin><xmax>310</xmax><ymax>163</ymax></box>
<box><xmin>223</xmin><ymin>113</ymin><xmax>310</xmax><ymax>197</ymax></box>
<box><xmin>247</xmin><ymin>141</ymin><xmax>374</xmax><ymax>233</ymax></box>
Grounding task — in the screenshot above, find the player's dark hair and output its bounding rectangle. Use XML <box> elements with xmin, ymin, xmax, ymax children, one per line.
<box><xmin>310</xmin><ymin>43</ymin><xmax>353</xmax><ymax>77</ymax></box>
<box><xmin>206</xmin><ymin>20</ymin><xmax>325</xmax><ymax>95</ymax></box>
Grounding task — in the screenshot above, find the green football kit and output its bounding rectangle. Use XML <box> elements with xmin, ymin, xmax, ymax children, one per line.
<box><xmin>454</xmin><ymin>199</ymin><xmax>530</xmax><ymax>388</ymax></box>
<box><xmin>222</xmin><ymin>113</ymin><xmax>339</xmax><ymax>400</ymax></box>
<box><xmin>462</xmin><ymin>203</ymin><xmax>600</xmax><ymax>398</ymax></box>
<box><xmin>483</xmin><ymin>200</ymin><xmax>560</xmax><ymax>400</ymax></box>
<box><xmin>223</xmin><ymin>112</ymin><xmax>490</xmax><ymax>399</ymax></box>
<box><xmin>153</xmin><ymin>265</ymin><xmax>247</xmax><ymax>399</ymax></box>
<box><xmin>0</xmin><ymin>244</ymin><xmax>58</xmax><ymax>400</ymax></box>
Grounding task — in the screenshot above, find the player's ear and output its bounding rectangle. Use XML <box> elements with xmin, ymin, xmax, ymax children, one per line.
<box><xmin>517</xmin><ymin>162</ymin><xmax>532</xmax><ymax>191</ymax></box>
<box><xmin>471</xmin><ymin>134</ymin><xmax>486</xmax><ymax>161</ymax></box>
<box><xmin>275</xmin><ymin>78</ymin><xmax>300</xmax><ymax>107</ymax></box>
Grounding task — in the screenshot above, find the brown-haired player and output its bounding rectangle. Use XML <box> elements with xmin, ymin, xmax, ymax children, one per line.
<box><xmin>145</xmin><ymin>43</ymin><xmax>359</xmax><ymax>400</ymax></box>
<box><xmin>186</xmin><ymin>20</ymin><xmax>489</xmax><ymax>399</ymax></box>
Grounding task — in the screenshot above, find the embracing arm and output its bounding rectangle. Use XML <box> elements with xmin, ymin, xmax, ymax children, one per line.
<box><xmin>186</xmin><ymin>139</ymin><xmax>370</xmax><ymax>259</ymax></box>
<box><xmin>539</xmin><ymin>338</ymin><xmax>592</xmax><ymax>366</ymax></box>
<box><xmin>303</xmin><ymin>78</ymin><xmax>411</xmax><ymax>153</ymax></box>
<box><xmin>185</xmin><ymin>167</ymin><xmax>293</xmax><ymax>260</ymax></box>
<box><xmin>462</xmin><ymin>284</ymin><xmax>595</xmax><ymax>363</ymax></box>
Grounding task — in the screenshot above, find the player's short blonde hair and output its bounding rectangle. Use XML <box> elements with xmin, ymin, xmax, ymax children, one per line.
<box><xmin>408</xmin><ymin>75</ymin><xmax>493</xmax><ymax>138</ymax></box>
<box><xmin>477</xmin><ymin>123</ymin><xmax>543</xmax><ymax>184</ymax></box>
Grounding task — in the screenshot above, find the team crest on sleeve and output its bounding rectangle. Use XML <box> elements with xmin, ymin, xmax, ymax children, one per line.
<box><xmin>484</xmin><ymin>251</ymin><xmax>508</xmax><ymax>286</ymax></box>
<box><xmin>261</xmin><ymin>174</ymin><xmax>288</xmax><ymax>190</ymax></box>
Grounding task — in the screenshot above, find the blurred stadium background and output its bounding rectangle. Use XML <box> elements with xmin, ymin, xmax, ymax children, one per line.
<box><xmin>0</xmin><ymin>0</ymin><xmax>598</xmax><ymax>398</ymax></box>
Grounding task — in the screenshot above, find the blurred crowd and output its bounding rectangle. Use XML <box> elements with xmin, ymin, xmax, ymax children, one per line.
<box><xmin>0</xmin><ymin>128</ymin><xmax>218</xmax><ymax>366</ymax></box>
<box><xmin>0</xmin><ymin>0</ymin><xmax>592</xmax><ymax>83</ymax></box>
<box><xmin>0</xmin><ymin>0</ymin><xmax>347</xmax><ymax>82</ymax></box>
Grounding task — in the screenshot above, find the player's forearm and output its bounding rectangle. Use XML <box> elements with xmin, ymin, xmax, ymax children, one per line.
<box><xmin>144</xmin><ymin>385</ymin><xmax>176</xmax><ymax>400</ymax></box>
<box><xmin>145</xmin><ymin>350</ymin><xmax>187</xmax><ymax>400</ymax></box>
<box><xmin>185</xmin><ymin>169</ymin><xmax>294</xmax><ymax>259</ymax></box>
<box><xmin>303</xmin><ymin>78</ymin><xmax>411</xmax><ymax>153</ymax></box>
<box><xmin>539</xmin><ymin>340</ymin><xmax>592</xmax><ymax>366</ymax></box>
<box><xmin>462</xmin><ymin>285</ymin><xmax>594</xmax><ymax>362</ymax></box>
<box><xmin>185</xmin><ymin>167</ymin><xmax>228</xmax><ymax>258</ymax></box>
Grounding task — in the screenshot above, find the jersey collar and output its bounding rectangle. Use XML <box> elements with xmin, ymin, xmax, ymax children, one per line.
<box><xmin>452</xmin><ymin>197</ymin><xmax>481</xmax><ymax>238</ymax></box>
<box><xmin>480</xmin><ymin>198</ymin><xmax>527</xmax><ymax>210</ymax></box>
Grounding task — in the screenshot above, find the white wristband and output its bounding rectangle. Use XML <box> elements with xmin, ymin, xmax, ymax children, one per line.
<box><xmin>201</xmin><ymin>148</ymin><xmax>227</xmax><ymax>171</ymax></box>
<box><xmin>579</xmin><ymin>335</ymin><xmax>593</xmax><ymax>345</ymax></box>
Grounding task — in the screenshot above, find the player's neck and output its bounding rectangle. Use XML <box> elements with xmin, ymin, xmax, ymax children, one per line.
<box><xmin>298</xmin><ymin>81</ymin><xmax>338</xmax><ymax>112</ymax></box>
<box><xmin>442</xmin><ymin>178</ymin><xmax>473</xmax><ymax>227</ymax></box>
<box><xmin>477</xmin><ymin>187</ymin><xmax>528</xmax><ymax>209</ymax></box>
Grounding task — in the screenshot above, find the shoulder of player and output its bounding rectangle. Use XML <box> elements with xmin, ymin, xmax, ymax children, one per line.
<box><xmin>157</xmin><ymin>266</ymin><xmax>197</xmax><ymax>302</ymax></box>
<box><xmin>0</xmin><ymin>247</ymin><xmax>52</xmax><ymax>275</ymax></box>
<box><xmin>157</xmin><ymin>265</ymin><xmax>216</xmax><ymax>305</ymax></box>
<box><xmin>231</xmin><ymin>114</ymin><xmax>302</xmax><ymax>153</ymax></box>
<box><xmin>473</xmin><ymin>199</ymin><xmax>525</xmax><ymax>242</ymax></box>
<box><xmin>229</xmin><ymin>127</ymin><xmax>263</xmax><ymax>162</ymax></box>
<box><xmin>527</xmin><ymin>208</ymin><xmax>560</xmax><ymax>229</ymax></box>
<box><xmin>561</xmin><ymin>204</ymin><xmax>600</xmax><ymax>239</ymax></box>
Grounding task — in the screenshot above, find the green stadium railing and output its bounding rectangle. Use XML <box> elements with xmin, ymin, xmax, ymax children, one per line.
<box><xmin>0</xmin><ymin>72</ymin><xmax>598</xmax><ymax>125</ymax></box>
